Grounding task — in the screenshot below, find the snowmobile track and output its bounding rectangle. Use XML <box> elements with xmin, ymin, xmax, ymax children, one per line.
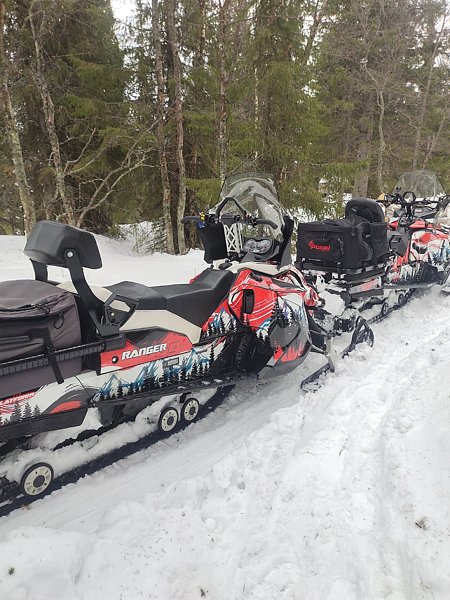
<box><xmin>0</xmin><ymin>386</ymin><xmax>235</xmax><ymax>519</ymax></box>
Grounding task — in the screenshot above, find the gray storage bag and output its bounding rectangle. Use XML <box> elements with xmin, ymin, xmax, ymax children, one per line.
<box><xmin>0</xmin><ymin>280</ymin><xmax>82</xmax><ymax>399</ymax></box>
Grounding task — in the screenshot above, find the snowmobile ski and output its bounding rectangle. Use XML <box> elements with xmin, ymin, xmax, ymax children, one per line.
<box><xmin>301</xmin><ymin>317</ymin><xmax>374</xmax><ymax>390</ymax></box>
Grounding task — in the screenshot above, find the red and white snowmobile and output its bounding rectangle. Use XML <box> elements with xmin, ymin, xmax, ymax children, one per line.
<box><xmin>383</xmin><ymin>170</ymin><xmax>450</xmax><ymax>289</ymax></box>
<box><xmin>296</xmin><ymin>169</ymin><xmax>450</xmax><ymax>332</ymax></box>
<box><xmin>0</xmin><ymin>173</ymin><xmax>372</xmax><ymax>505</ymax></box>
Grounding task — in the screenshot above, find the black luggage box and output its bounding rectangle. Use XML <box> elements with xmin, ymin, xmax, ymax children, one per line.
<box><xmin>0</xmin><ymin>280</ymin><xmax>82</xmax><ymax>399</ymax></box>
<box><xmin>297</xmin><ymin>216</ymin><xmax>374</xmax><ymax>269</ymax></box>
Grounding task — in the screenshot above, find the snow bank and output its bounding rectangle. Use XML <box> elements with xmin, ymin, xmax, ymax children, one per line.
<box><xmin>0</xmin><ymin>234</ymin><xmax>449</xmax><ymax>600</ymax></box>
<box><xmin>0</xmin><ymin>233</ymin><xmax>205</xmax><ymax>287</ymax></box>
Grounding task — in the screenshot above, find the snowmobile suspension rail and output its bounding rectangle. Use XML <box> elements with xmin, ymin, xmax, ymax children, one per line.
<box><xmin>0</xmin><ymin>381</ymin><xmax>244</xmax><ymax>518</ymax></box>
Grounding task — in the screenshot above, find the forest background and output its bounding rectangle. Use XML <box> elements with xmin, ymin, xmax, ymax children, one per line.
<box><xmin>0</xmin><ymin>0</ymin><xmax>449</xmax><ymax>253</ymax></box>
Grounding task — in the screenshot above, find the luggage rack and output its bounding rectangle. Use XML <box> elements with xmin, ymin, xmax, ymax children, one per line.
<box><xmin>0</xmin><ymin>334</ymin><xmax>124</xmax><ymax>378</ymax></box>
<box><xmin>297</xmin><ymin>258</ymin><xmax>391</xmax><ymax>283</ymax></box>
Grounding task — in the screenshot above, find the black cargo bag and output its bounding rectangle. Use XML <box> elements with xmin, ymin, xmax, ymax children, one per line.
<box><xmin>296</xmin><ymin>216</ymin><xmax>374</xmax><ymax>269</ymax></box>
<box><xmin>368</xmin><ymin>222</ymin><xmax>390</xmax><ymax>258</ymax></box>
<box><xmin>0</xmin><ymin>280</ymin><xmax>82</xmax><ymax>399</ymax></box>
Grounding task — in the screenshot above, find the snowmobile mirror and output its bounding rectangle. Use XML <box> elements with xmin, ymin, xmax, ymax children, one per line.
<box><xmin>402</xmin><ymin>191</ymin><xmax>416</xmax><ymax>205</ymax></box>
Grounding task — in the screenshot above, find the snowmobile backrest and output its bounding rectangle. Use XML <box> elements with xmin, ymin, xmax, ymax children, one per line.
<box><xmin>345</xmin><ymin>199</ymin><xmax>385</xmax><ymax>223</ymax></box>
<box><xmin>24</xmin><ymin>220</ymin><xmax>102</xmax><ymax>270</ymax></box>
<box><xmin>25</xmin><ymin>221</ymin><xmax>126</xmax><ymax>339</ymax></box>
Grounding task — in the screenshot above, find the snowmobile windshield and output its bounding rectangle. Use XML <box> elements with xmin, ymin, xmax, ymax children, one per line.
<box><xmin>216</xmin><ymin>173</ymin><xmax>285</xmax><ymax>242</ymax></box>
<box><xmin>393</xmin><ymin>170</ymin><xmax>445</xmax><ymax>199</ymax></box>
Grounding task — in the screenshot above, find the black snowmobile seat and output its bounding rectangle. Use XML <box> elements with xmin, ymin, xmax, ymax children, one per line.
<box><xmin>107</xmin><ymin>268</ymin><xmax>235</xmax><ymax>328</ymax></box>
<box><xmin>345</xmin><ymin>199</ymin><xmax>385</xmax><ymax>223</ymax></box>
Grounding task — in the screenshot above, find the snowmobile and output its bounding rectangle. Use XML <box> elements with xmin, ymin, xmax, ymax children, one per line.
<box><xmin>296</xmin><ymin>169</ymin><xmax>450</xmax><ymax>332</ymax></box>
<box><xmin>383</xmin><ymin>170</ymin><xmax>450</xmax><ymax>289</ymax></box>
<box><xmin>0</xmin><ymin>173</ymin><xmax>372</xmax><ymax>503</ymax></box>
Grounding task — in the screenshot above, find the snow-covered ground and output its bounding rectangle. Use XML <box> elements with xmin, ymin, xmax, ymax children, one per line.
<box><xmin>0</xmin><ymin>234</ymin><xmax>449</xmax><ymax>600</ymax></box>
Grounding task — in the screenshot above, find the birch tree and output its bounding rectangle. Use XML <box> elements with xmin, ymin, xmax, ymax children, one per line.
<box><xmin>0</xmin><ymin>0</ymin><xmax>36</xmax><ymax>233</ymax></box>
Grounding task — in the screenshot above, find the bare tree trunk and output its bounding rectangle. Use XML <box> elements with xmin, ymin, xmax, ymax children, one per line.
<box><xmin>422</xmin><ymin>104</ymin><xmax>449</xmax><ymax>168</ymax></box>
<box><xmin>412</xmin><ymin>11</ymin><xmax>447</xmax><ymax>169</ymax></box>
<box><xmin>167</xmin><ymin>0</ymin><xmax>187</xmax><ymax>254</ymax></box>
<box><xmin>413</xmin><ymin>58</ymin><xmax>435</xmax><ymax>170</ymax></box>
<box><xmin>301</xmin><ymin>0</ymin><xmax>329</xmax><ymax>68</ymax></box>
<box><xmin>197</xmin><ymin>0</ymin><xmax>206</xmax><ymax>68</ymax></box>
<box><xmin>376</xmin><ymin>89</ymin><xmax>386</xmax><ymax>193</ymax></box>
<box><xmin>218</xmin><ymin>0</ymin><xmax>230</xmax><ymax>183</ymax></box>
<box><xmin>0</xmin><ymin>1</ymin><xmax>36</xmax><ymax>234</ymax></box>
<box><xmin>189</xmin><ymin>0</ymin><xmax>207</xmax><ymax>184</ymax></box>
<box><xmin>251</xmin><ymin>3</ymin><xmax>259</xmax><ymax>163</ymax></box>
<box><xmin>28</xmin><ymin>3</ymin><xmax>75</xmax><ymax>225</ymax></box>
<box><xmin>152</xmin><ymin>0</ymin><xmax>175</xmax><ymax>254</ymax></box>
<box><xmin>352</xmin><ymin>113</ymin><xmax>374</xmax><ymax>198</ymax></box>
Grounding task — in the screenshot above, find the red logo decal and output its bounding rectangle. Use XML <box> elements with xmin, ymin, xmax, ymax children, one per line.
<box><xmin>308</xmin><ymin>240</ymin><xmax>331</xmax><ymax>252</ymax></box>
<box><xmin>0</xmin><ymin>391</ymin><xmax>37</xmax><ymax>415</ymax></box>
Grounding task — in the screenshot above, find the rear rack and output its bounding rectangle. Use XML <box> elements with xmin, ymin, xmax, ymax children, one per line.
<box><xmin>0</xmin><ymin>335</ymin><xmax>124</xmax><ymax>378</ymax></box>
<box><xmin>297</xmin><ymin>259</ymin><xmax>391</xmax><ymax>283</ymax></box>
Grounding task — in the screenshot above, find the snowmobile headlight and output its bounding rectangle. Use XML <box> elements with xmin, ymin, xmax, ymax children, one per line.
<box><xmin>243</xmin><ymin>238</ymin><xmax>273</xmax><ymax>255</ymax></box>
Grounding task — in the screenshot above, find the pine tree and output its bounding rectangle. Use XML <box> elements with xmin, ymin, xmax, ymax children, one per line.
<box><xmin>219</xmin><ymin>315</ymin><xmax>226</xmax><ymax>334</ymax></box>
<box><xmin>10</xmin><ymin>402</ymin><xmax>22</xmax><ymax>423</ymax></box>
<box><xmin>161</xmin><ymin>370</ymin><xmax>170</xmax><ymax>386</ymax></box>
<box><xmin>191</xmin><ymin>361</ymin><xmax>199</xmax><ymax>378</ymax></box>
<box><xmin>180</xmin><ymin>360</ymin><xmax>187</xmax><ymax>382</ymax></box>
<box><xmin>23</xmin><ymin>402</ymin><xmax>32</xmax><ymax>420</ymax></box>
<box><xmin>209</xmin><ymin>345</ymin><xmax>215</xmax><ymax>367</ymax></box>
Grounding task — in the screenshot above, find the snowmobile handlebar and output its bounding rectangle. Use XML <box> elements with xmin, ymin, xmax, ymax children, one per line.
<box><xmin>251</xmin><ymin>217</ymin><xmax>278</xmax><ymax>229</ymax></box>
<box><xmin>378</xmin><ymin>193</ymin><xmax>445</xmax><ymax>210</ymax></box>
<box><xmin>181</xmin><ymin>216</ymin><xmax>204</xmax><ymax>224</ymax></box>
<box><xmin>182</xmin><ymin>194</ymin><xmax>279</xmax><ymax>230</ymax></box>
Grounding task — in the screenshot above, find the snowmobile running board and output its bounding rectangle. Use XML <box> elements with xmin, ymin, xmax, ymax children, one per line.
<box><xmin>383</xmin><ymin>282</ymin><xmax>433</xmax><ymax>290</ymax></box>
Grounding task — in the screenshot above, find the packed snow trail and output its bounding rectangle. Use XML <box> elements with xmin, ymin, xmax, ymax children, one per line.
<box><xmin>0</xmin><ymin>235</ymin><xmax>449</xmax><ymax>600</ymax></box>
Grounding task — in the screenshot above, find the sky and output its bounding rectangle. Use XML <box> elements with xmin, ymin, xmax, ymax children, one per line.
<box><xmin>111</xmin><ymin>0</ymin><xmax>134</xmax><ymax>22</ymax></box>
